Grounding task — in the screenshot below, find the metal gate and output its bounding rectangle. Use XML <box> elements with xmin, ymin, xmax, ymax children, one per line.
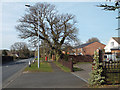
<box><xmin>99</xmin><ymin>50</ymin><xmax>120</xmax><ymax>84</ymax></box>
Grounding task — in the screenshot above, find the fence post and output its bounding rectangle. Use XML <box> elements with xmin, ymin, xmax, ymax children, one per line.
<box><xmin>70</xmin><ymin>58</ymin><xmax>73</xmax><ymax>72</ymax></box>
<box><xmin>99</xmin><ymin>49</ymin><xmax>103</xmax><ymax>63</ymax></box>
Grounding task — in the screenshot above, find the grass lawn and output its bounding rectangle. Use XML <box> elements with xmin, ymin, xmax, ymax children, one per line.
<box><xmin>24</xmin><ymin>61</ymin><xmax>53</xmax><ymax>72</ymax></box>
<box><xmin>54</xmin><ymin>61</ymin><xmax>71</xmax><ymax>72</ymax></box>
<box><xmin>74</xmin><ymin>62</ymin><xmax>92</xmax><ymax>65</ymax></box>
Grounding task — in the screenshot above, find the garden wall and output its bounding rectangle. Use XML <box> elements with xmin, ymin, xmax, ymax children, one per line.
<box><xmin>58</xmin><ymin>59</ymin><xmax>73</xmax><ymax>72</ymax></box>
<box><xmin>68</xmin><ymin>55</ymin><xmax>93</xmax><ymax>64</ymax></box>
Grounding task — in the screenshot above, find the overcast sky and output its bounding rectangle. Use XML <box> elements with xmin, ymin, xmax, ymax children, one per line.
<box><xmin>0</xmin><ymin>0</ymin><xmax>118</xmax><ymax>50</ymax></box>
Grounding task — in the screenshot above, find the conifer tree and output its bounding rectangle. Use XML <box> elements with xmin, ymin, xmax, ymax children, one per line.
<box><xmin>88</xmin><ymin>50</ymin><xmax>105</xmax><ymax>87</ymax></box>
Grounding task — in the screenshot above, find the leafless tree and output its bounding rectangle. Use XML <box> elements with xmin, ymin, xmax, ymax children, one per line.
<box><xmin>16</xmin><ymin>3</ymin><xmax>78</xmax><ymax>60</ymax></box>
<box><xmin>97</xmin><ymin>0</ymin><xmax>120</xmax><ymax>30</ymax></box>
<box><xmin>10</xmin><ymin>42</ymin><xmax>30</xmax><ymax>59</ymax></box>
<box><xmin>97</xmin><ymin>0</ymin><xmax>120</xmax><ymax>11</ymax></box>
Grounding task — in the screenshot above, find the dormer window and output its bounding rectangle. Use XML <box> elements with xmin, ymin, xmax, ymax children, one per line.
<box><xmin>111</xmin><ymin>42</ymin><xmax>114</xmax><ymax>47</ymax></box>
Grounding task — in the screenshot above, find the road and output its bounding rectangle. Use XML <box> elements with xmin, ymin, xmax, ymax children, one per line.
<box><xmin>2</xmin><ymin>58</ymin><xmax>33</xmax><ymax>88</ymax></box>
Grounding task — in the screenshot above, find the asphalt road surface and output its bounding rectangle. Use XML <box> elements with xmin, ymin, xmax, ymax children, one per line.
<box><xmin>2</xmin><ymin>58</ymin><xmax>33</xmax><ymax>87</ymax></box>
<box><xmin>5</xmin><ymin>62</ymin><xmax>88</xmax><ymax>88</ymax></box>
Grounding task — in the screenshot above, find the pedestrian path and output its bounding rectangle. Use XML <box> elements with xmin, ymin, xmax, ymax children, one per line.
<box><xmin>5</xmin><ymin>62</ymin><xmax>88</xmax><ymax>88</ymax></box>
<box><xmin>50</xmin><ymin>62</ymin><xmax>63</xmax><ymax>72</ymax></box>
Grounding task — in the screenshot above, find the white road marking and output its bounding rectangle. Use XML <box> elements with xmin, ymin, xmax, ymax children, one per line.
<box><xmin>71</xmin><ymin>72</ymin><xmax>88</xmax><ymax>83</ymax></box>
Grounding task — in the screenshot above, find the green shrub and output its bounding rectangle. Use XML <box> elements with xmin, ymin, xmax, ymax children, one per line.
<box><xmin>88</xmin><ymin>50</ymin><xmax>105</xmax><ymax>87</ymax></box>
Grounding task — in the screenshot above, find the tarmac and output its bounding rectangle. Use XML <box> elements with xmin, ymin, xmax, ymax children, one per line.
<box><xmin>72</xmin><ymin>63</ymin><xmax>92</xmax><ymax>83</ymax></box>
<box><xmin>5</xmin><ymin>62</ymin><xmax>88</xmax><ymax>88</ymax></box>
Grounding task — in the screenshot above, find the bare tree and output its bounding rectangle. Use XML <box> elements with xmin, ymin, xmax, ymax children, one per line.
<box><xmin>97</xmin><ymin>0</ymin><xmax>120</xmax><ymax>11</ymax></box>
<box><xmin>86</xmin><ymin>37</ymin><xmax>100</xmax><ymax>43</ymax></box>
<box><xmin>97</xmin><ymin>0</ymin><xmax>120</xmax><ymax>31</ymax></box>
<box><xmin>16</xmin><ymin>3</ymin><xmax>78</xmax><ymax>60</ymax></box>
<box><xmin>10</xmin><ymin>42</ymin><xmax>30</xmax><ymax>59</ymax></box>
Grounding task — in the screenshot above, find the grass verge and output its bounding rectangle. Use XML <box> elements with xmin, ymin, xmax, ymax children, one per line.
<box><xmin>75</xmin><ymin>62</ymin><xmax>92</xmax><ymax>65</ymax></box>
<box><xmin>73</xmin><ymin>67</ymin><xmax>83</xmax><ymax>71</ymax></box>
<box><xmin>34</xmin><ymin>57</ymin><xmax>44</xmax><ymax>60</ymax></box>
<box><xmin>24</xmin><ymin>61</ymin><xmax>53</xmax><ymax>72</ymax></box>
<box><xmin>54</xmin><ymin>61</ymin><xmax>71</xmax><ymax>72</ymax></box>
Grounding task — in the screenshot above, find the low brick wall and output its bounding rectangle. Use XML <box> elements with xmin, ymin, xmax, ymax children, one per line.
<box><xmin>58</xmin><ymin>59</ymin><xmax>73</xmax><ymax>72</ymax></box>
<box><xmin>2</xmin><ymin>56</ymin><xmax>14</xmax><ymax>64</ymax></box>
<box><xmin>68</xmin><ymin>55</ymin><xmax>93</xmax><ymax>64</ymax></box>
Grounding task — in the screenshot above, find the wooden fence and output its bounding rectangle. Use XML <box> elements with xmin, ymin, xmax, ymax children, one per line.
<box><xmin>103</xmin><ymin>61</ymin><xmax>120</xmax><ymax>84</ymax></box>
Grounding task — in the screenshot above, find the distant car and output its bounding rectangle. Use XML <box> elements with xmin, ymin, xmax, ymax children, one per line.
<box><xmin>104</xmin><ymin>54</ymin><xmax>120</xmax><ymax>62</ymax></box>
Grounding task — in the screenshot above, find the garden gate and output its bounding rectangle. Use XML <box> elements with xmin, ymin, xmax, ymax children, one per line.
<box><xmin>99</xmin><ymin>50</ymin><xmax>120</xmax><ymax>84</ymax></box>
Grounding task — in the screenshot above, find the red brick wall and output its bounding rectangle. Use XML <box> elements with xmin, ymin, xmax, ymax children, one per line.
<box><xmin>75</xmin><ymin>42</ymin><xmax>105</xmax><ymax>56</ymax></box>
<box><xmin>58</xmin><ymin>59</ymin><xmax>73</xmax><ymax>72</ymax></box>
<box><xmin>83</xmin><ymin>42</ymin><xmax>105</xmax><ymax>56</ymax></box>
<box><xmin>68</xmin><ymin>55</ymin><xmax>93</xmax><ymax>63</ymax></box>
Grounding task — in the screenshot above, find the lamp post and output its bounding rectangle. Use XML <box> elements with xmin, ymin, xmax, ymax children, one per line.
<box><xmin>25</xmin><ymin>4</ymin><xmax>40</xmax><ymax>68</ymax></box>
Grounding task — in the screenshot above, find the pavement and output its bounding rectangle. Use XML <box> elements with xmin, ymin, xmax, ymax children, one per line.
<box><xmin>72</xmin><ymin>63</ymin><xmax>92</xmax><ymax>83</ymax></box>
<box><xmin>5</xmin><ymin>62</ymin><xmax>88</xmax><ymax>88</ymax></box>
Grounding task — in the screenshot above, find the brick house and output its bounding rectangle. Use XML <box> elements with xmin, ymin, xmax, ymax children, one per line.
<box><xmin>62</xmin><ymin>46</ymin><xmax>75</xmax><ymax>55</ymax></box>
<box><xmin>73</xmin><ymin>41</ymin><xmax>106</xmax><ymax>56</ymax></box>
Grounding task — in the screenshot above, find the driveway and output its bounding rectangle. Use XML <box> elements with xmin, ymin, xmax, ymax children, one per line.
<box><xmin>72</xmin><ymin>63</ymin><xmax>92</xmax><ymax>83</ymax></box>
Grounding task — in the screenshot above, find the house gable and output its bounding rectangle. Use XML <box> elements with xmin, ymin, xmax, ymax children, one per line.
<box><xmin>74</xmin><ymin>42</ymin><xmax>105</xmax><ymax>56</ymax></box>
<box><xmin>104</xmin><ymin>37</ymin><xmax>120</xmax><ymax>52</ymax></box>
<box><xmin>112</xmin><ymin>37</ymin><xmax>120</xmax><ymax>44</ymax></box>
<box><xmin>83</xmin><ymin>42</ymin><xmax>105</xmax><ymax>55</ymax></box>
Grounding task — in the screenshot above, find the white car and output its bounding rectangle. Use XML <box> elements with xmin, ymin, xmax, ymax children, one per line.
<box><xmin>104</xmin><ymin>54</ymin><xmax>120</xmax><ymax>62</ymax></box>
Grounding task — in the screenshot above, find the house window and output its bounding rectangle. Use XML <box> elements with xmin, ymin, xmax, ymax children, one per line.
<box><xmin>111</xmin><ymin>42</ymin><xmax>114</xmax><ymax>47</ymax></box>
